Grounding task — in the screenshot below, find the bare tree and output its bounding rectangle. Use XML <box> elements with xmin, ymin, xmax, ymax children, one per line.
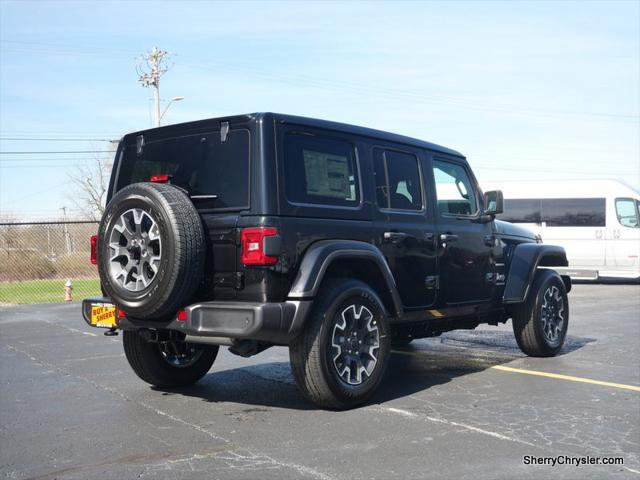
<box><xmin>67</xmin><ymin>145</ymin><xmax>116</xmax><ymax>220</ymax></box>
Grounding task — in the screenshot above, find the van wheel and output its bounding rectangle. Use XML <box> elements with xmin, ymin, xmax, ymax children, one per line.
<box><xmin>289</xmin><ymin>279</ymin><xmax>391</xmax><ymax>410</ymax></box>
<box><xmin>123</xmin><ymin>331</ymin><xmax>218</xmax><ymax>388</ymax></box>
<box><xmin>512</xmin><ymin>269</ymin><xmax>569</xmax><ymax>357</ymax></box>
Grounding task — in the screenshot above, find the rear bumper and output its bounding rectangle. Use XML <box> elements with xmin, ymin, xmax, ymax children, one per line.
<box><xmin>82</xmin><ymin>297</ymin><xmax>311</xmax><ymax>344</ymax></box>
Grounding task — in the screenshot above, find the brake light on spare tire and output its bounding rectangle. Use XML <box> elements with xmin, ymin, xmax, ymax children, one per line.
<box><xmin>240</xmin><ymin>227</ymin><xmax>279</xmax><ymax>266</ymax></box>
<box><xmin>90</xmin><ymin>235</ymin><xmax>98</xmax><ymax>265</ymax></box>
<box><xmin>149</xmin><ymin>174</ymin><xmax>171</xmax><ymax>183</ymax></box>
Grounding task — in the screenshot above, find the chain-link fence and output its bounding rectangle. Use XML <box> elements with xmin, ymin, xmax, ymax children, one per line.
<box><xmin>0</xmin><ymin>221</ymin><xmax>101</xmax><ymax>304</ymax></box>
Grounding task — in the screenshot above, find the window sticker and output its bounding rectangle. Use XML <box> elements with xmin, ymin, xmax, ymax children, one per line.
<box><xmin>303</xmin><ymin>149</ymin><xmax>354</xmax><ymax>200</ymax></box>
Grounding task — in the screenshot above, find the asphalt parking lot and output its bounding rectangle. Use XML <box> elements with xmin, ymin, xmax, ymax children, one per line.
<box><xmin>1</xmin><ymin>284</ymin><xmax>638</xmax><ymax>480</ymax></box>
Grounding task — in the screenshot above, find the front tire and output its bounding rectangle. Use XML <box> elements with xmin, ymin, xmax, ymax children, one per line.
<box><xmin>123</xmin><ymin>331</ymin><xmax>218</xmax><ymax>388</ymax></box>
<box><xmin>289</xmin><ymin>279</ymin><xmax>391</xmax><ymax>410</ymax></box>
<box><xmin>512</xmin><ymin>269</ymin><xmax>569</xmax><ymax>357</ymax></box>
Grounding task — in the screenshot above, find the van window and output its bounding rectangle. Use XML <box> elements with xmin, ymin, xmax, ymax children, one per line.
<box><xmin>541</xmin><ymin>198</ymin><xmax>605</xmax><ymax>226</ymax></box>
<box><xmin>615</xmin><ymin>198</ymin><xmax>640</xmax><ymax>228</ymax></box>
<box><xmin>433</xmin><ymin>160</ymin><xmax>478</xmax><ymax>216</ymax></box>
<box><xmin>284</xmin><ymin>133</ymin><xmax>359</xmax><ymax>207</ymax></box>
<box><xmin>373</xmin><ymin>149</ymin><xmax>423</xmax><ymax>210</ymax></box>
<box><xmin>499</xmin><ymin>197</ymin><xmax>606</xmax><ymax>227</ymax></box>
<box><xmin>118</xmin><ymin>129</ymin><xmax>250</xmax><ymax>210</ymax></box>
<box><xmin>501</xmin><ymin>199</ymin><xmax>541</xmax><ymax>224</ymax></box>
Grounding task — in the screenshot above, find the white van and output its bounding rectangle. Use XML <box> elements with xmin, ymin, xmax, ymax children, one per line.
<box><xmin>481</xmin><ymin>179</ymin><xmax>640</xmax><ymax>281</ymax></box>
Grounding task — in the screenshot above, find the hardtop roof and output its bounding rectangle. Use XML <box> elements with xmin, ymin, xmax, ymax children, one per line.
<box><xmin>123</xmin><ymin>112</ymin><xmax>464</xmax><ymax>158</ymax></box>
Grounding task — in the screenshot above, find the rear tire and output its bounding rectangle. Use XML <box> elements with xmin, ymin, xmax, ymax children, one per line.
<box><xmin>512</xmin><ymin>269</ymin><xmax>569</xmax><ymax>357</ymax></box>
<box><xmin>123</xmin><ymin>331</ymin><xmax>218</xmax><ymax>388</ymax></box>
<box><xmin>289</xmin><ymin>279</ymin><xmax>391</xmax><ymax>410</ymax></box>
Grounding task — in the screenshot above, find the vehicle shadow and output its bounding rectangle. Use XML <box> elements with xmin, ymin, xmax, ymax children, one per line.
<box><xmin>164</xmin><ymin>330</ymin><xmax>595</xmax><ymax>411</ymax></box>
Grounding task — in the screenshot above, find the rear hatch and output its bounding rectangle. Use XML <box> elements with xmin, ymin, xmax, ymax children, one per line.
<box><xmin>113</xmin><ymin>122</ymin><xmax>251</xmax><ymax>300</ymax></box>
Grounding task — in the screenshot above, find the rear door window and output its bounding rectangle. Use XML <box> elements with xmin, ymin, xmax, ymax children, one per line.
<box><xmin>373</xmin><ymin>148</ymin><xmax>423</xmax><ymax>211</ymax></box>
<box><xmin>117</xmin><ymin>129</ymin><xmax>250</xmax><ymax>210</ymax></box>
<box><xmin>283</xmin><ymin>133</ymin><xmax>360</xmax><ymax>207</ymax></box>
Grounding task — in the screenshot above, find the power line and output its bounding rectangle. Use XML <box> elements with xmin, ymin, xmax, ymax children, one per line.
<box><xmin>3</xmin><ymin>39</ymin><xmax>636</xmax><ymax>124</ymax></box>
<box><xmin>473</xmin><ymin>165</ymin><xmax>639</xmax><ymax>175</ymax></box>
<box><xmin>0</xmin><ymin>130</ymin><xmax>119</xmax><ymax>136</ymax></box>
<box><xmin>0</xmin><ymin>165</ymin><xmax>89</xmax><ymax>168</ymax></box>
<box><xmin>180</xmin><ymin>57</ymin><xmax>640</xmax><ymax>123</ymax></box>
<box><xmin>0</xmin><ymin>150</ymin><xmax>108</xmax><ymax>154</ymax></box>
<box><xmin>0</xmin><ymin>137</ymin><xmax>117</xmax><ymax>142</ymax></box>
<box><xmin>0</xmin><ymin>157</ymin><xmax>108</xmax><ymax>165</ymax></box>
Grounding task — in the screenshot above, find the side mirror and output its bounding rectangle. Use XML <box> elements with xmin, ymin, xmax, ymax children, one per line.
<box><xmin>483</xmin><ymin>190</ymin><xmax>504</xmax><ymax>215</ymax></box>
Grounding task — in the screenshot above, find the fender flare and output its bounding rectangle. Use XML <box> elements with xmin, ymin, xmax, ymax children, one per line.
<box><xmin>503</xmin><ymin>243</ymin><xmax>570</xmax><ymax>304</ymax></box>
<box><xmin>287</xmin><ymin>239</ymin><xmax>403</xmax><ymax>317</ymax></box>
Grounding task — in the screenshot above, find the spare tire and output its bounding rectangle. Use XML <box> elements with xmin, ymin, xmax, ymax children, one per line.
<box><xmin>97</xmin><ymin>182</ymin><xmax>206</xmax><ymax>320</ymax></box>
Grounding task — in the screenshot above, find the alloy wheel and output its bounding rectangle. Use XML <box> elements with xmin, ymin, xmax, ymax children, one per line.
<box><xmin>108</xmin><ymin>208</ymin><xmax>162</xmax><ymax>292</ymax></box>
<box><xmin>331</xmin><ymin>304</ymin><xmax>380</xmax><ymax>385</ymax></box>
<box><xmin>540</xmin><ymin>285</ymin><xmax>565</xmax><ymax>344</ymax></box>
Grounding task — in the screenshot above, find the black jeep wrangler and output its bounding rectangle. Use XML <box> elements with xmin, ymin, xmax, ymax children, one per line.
<box><xmin>83</xmin><ymin>113</ymin><xmax>571</xmax><ymax>409</ymax></box>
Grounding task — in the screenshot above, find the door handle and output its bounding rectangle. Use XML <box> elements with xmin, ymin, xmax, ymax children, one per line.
<box><xmin>439</xmin><ymin>233</ymin><xmax>459</xmax><ymax>243</ymax></box>
<box><xmin>384</xmin><ymin>231</ymin><xmax>408</xmax><ymax>242</ymax></box>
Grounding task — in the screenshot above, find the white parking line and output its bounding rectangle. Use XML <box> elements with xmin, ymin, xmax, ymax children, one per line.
<box><xmin>381</xmin><ymin>407</ymin><xmax>534</xmax><ymax>446</ymax></box>
<box><xmin>40</xmin><ymin>319</ymin><xmax>98</xmax><ymax>337</ymax></box>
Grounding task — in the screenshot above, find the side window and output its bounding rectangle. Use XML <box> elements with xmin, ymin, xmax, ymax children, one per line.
<box><xmin>615</xmin><ymin>198</ymin><xmax>639</xmax><ymax>228</ymax></box>
<box><xmin>433</xmin><ymin>160</ymin><xmax>478</xmax><ymax>216</ymax></box>
<box><xmin>500</xmin><ymin>199</ymin><xmax>542</xmax><ymax>224</ymax></box>
<box><xmin>541</xmin><ymin>198</ymin><xmax>605</xmax><ymax>227</ymax></box>
<box><xmin>373</xmin><ymin>148</ymin><xmax>423</xmax><ymax>211</ymax></box>
<box><xmin>283</xmin><ymin>133</ymin><xmax>359</xmax><ymax>207</ymax></box>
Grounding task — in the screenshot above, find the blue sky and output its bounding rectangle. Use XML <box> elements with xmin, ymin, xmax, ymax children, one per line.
<box><xmin>1</xmin><ymin>0</ymin><xmax>638</xmax><ymax>220</ymax></box>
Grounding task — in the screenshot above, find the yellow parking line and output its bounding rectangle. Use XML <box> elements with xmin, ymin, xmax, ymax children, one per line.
<box><xmin>490</xmin><ymin>365</ymin><xmax>640</xmax><ymax>392</ymax></box>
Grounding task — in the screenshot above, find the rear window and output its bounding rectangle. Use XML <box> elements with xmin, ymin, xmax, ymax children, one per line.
<box><xmin>283</xmin><ymin>133</ymin><xmax>360</xmax><ymax>207</ymax></box>
<box><xmin>117</xmin><ymin>129</ymin><xmax>250</xmax><ymax>210</ymax></box>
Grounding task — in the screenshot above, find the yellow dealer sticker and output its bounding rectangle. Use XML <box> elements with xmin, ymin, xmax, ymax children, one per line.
<box><xmin>90</xmin><ymin>305</ymin><xmax>117</xmax><ymax>328</ymax></box>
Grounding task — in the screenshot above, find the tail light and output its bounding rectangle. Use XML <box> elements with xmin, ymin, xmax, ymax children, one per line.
<box><xmin>90</xmin><ymin>235</ymin><xmax>98</xmax><ymax>265</ymax></box>
<box><xmin>240</xmin><ymin>227</ymin><xmax>279</xmax><ymax>266</ymax></box>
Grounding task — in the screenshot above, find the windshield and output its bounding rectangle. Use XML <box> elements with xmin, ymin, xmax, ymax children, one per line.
<box><xmin>615</xmin><ymin>198</ymin><xmax>640</xmax><ymax>228</ymax></box>
<box><xmin>116</xmin><ymin>129</ymin><xmax>250</xmax><ymax>210</ymax></box>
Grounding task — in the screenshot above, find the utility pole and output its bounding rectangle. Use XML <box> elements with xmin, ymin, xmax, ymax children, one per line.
<box><xmin>137</xmin><ymin>47</ymin><xmax>173</xmax><ymax>127</ymax></box>
<box><xmin>60</xmin><ymin>206</ymin><xmax>72</xmax><ymax>255</ymax></box>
